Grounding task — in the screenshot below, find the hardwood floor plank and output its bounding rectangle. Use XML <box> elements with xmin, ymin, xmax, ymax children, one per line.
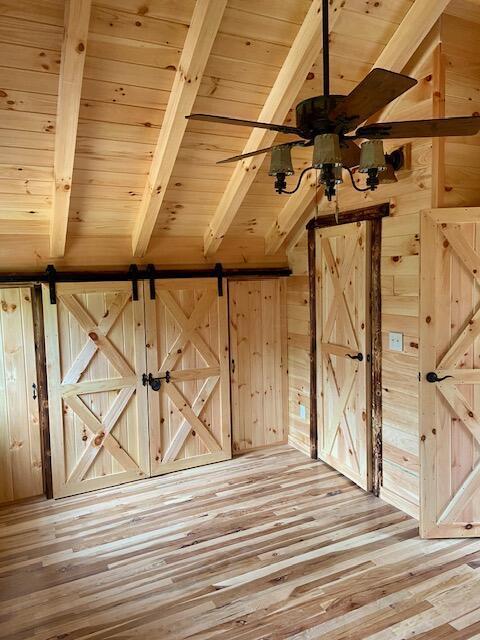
<box><xmin>0</xmin><ymin>445</ymin><xmax>480</xmax><ymax>638</ymax></box>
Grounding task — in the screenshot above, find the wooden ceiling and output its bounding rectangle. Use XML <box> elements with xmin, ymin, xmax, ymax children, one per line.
<box><xmin>0</xmin><ymin>0</ymin><xmax>473</xmax><ymax>265</ymax></box>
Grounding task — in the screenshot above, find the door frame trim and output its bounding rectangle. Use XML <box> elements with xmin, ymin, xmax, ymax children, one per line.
<box><xmin>32</xmin><ymin>285</ymin><xmax>53</xmax><ymax>499</ymax></box>
<box><xmin>307</xmin><ymin>203</ymin><xmax>390</xmax><ymax>496</ymax></box>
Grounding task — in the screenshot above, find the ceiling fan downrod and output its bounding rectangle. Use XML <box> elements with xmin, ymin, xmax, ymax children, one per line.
<box><xmin>322</xmin><ymin>0</ymin><xmax>330</xmax><ymax>98</ymax></box>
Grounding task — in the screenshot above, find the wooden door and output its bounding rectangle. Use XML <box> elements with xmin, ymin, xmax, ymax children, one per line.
<box><xmin>229</xmin><ymin>279</ymin><xmax>288</xmax><ymax>453</ymax></box>
<box><xmin>317</xmin><ymin>223</ymin><xmax>371</xmax><ymax>490</ymax></box>
<box><xmin>146</xmin><ymin>279</ymin><xmax>231</xmax><ymax>475</ymax></box>
<box><xmin>420</xmin><ymin>209</ymin><xmax>480</xmax><ymax>537</ymax></box>
<box><xmin>43</xmin><ymin>282</ymin><xmax>150</xmax><ymax>498</ymax></box>
<box><xmin>0</xmin><ymin>287</ymin><xmax>43</xmax><ymax>502</ymax></box>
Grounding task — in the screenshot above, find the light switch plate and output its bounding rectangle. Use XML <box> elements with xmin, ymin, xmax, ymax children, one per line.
<box><xmin>299</xmin><ymin>404</ymin><xmax>306</xmax><ymax>420</ymax></box>
<box><xmin>389</xmin><ymin>331</ymin><xmax>404</xmax><ymax>352</ymax></box>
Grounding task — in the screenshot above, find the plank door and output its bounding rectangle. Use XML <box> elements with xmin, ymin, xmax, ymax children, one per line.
<box><xmin>146</xmin><ymin>279</ymin><xmax>231</xmax><ymax>475</ymax></box>
<box><xmin>43</xmin><ymin>282</ymin><xmax>150</xmax><ymax>498</ymax></box>
<box><xmin>420</xmin><ymin>210</ymin><xmax>480</xmax><ymax>537</ymax></box>
<box><xmin>0</xmin><ymin>287</ymin><xmax>43</xmax><ymax>502</ymax></box>
<box><xmin>317</xmin><ymin>223</ymin><xmax>371</xmax><ymax>490</ymax></box>
<box><xmin>229</xmin><ymin>279</ymin><xmax>288</xmax><ymax>453</ymax></box>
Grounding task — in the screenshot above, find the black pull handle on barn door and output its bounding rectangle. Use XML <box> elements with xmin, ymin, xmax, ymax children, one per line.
<box><xmin>142</xmin><ymin>372</ymin><xmax>170</xmax><ymax>391</ymax></box>
<box><xmin>142</xmin><ymin>373</ymin><xmax>162</xmax><ymax>391</ymax></box>
<box><xmin>426</xmin><ymin>371</ymin><xmax>454</xmax><ymax>383</ymax></box>
<box><xmin>32</xmin><ymin>383</ymin><xmax>37</xmax><ymax>400</ymax></box>
<box><xmin>347</xmin><ymin>352</ymin><xmax>363</xmax><ymax>362</ymax></box>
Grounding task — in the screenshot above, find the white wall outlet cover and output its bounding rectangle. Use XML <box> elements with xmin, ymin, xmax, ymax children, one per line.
<box><xmin>389</xmin><ymin>331</ymin><xmax>404</xmax><ymax>352</ymax></box>
<box><xmin>299</xmin><ymin>404</ymin><xmax>306</xmax><ymax>420</ymax></box>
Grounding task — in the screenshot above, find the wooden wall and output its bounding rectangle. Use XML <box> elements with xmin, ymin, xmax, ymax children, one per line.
<box><xmin>286</xmin><ymin>42</ymin><xmax>436</xmax><ymax>518</ymax></box>
<box><xmin>442</xmin><ymin>14</ymin><xmax>480</xmax><ymax>208</ymax></box>
<box><xmin>0</xmin><ymin>287</ymin><xmax>43</xmax><ymax>502</ymax></box>
<box><xmin>286</xmin><ymin>274</ymin><xmax>310</xmax><ymax>455</ymax></box>
<box><xmin>229</xmin><ymin>279</ymin><xmax>288</xmax><ymax>453</ymax></box>
<box><xmin>0</xmin><ymin>235</ymin><xmax>288</xmax><ymax>272</ymax></box>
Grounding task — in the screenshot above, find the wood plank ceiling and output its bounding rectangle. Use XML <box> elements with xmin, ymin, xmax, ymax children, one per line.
<box><xmin>0</xmin><ymin>0</ymin><xmax>460</xmax><ymax>264</ymax></box>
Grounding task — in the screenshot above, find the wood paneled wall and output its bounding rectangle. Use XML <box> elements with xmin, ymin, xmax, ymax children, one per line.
<box><xmin>443</xmin><ymin>14</ymin><xmax>480</xmax><ymax>208</ymax></box>
<box><xmin>0</xmin><ymin>287</ymin><xmax>43</xmax><ymax>502</ymax></box>
<box><xmin>286</xmin><ymin>275</ymin><xmax>310</xmax><ymax>455</ymax></box>
<box><xmin>229</xmin><ymin>279</ymin><xmax>288</xmax><ymax>453</ymax></box>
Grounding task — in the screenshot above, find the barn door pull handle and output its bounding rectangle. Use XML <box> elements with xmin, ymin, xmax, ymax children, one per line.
<box><xmin>426</xmin><ymin>371</ymin><xmax>453</xmax><ymax>383</ymax></box>
<box><xmin>32</xmin><ymin>383</ymin><xmax>37</xmax><ymax>400</ymax></box>
<box><xmin>142</xmin><ymin>373</ymin><xmax>162</xmax><ymax>391</ymax></box>
<box><xmin>347</xmin><ymin>352</ymin><xmax>363</xmax><ymax>362</ymax></box>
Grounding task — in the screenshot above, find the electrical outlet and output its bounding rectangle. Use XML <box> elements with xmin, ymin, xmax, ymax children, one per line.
<box><xmin>389</xmin><ymin>331</ymin><xmax>404</xmax><ymax>352</ymax></box>
<box><xmin>299</xmin><ymin>404</ymin><xmax>306</xmax><ymax>420</ymax></box>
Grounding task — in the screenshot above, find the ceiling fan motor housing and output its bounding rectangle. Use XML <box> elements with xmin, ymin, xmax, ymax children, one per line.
<box><xmin>296</xmin><ymin>95</ymin><xmax>346</xmax><ymax>138</ymax></box>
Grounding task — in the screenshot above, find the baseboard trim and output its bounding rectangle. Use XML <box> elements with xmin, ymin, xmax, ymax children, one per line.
<box><xmin>288</xmin><ymin>434</ymin><xmax>310</xmax><ymax>457</ymax></box>
<box><xmin>380</xmin><ymin>486</ymin><xmax>419</xmax><ymax>520</ymax></box>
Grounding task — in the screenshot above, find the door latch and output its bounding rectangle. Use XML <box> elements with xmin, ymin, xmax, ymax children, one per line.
<box><xmin>347</xmin><ymin>352</ymin><xmax>363</xmax><ymax>362</ymax></box>
<box><xmin>426</xmin><ymin>371</ymin><xmax>454</xmax><ymax>383</ymax></box>
<box><xmin>142</xmin><ymin>373</ymin><xmax>161</xmax><ymax>391</ymax></box>
<box><xmin>142</xmin><ymin>371</ymin><xmax>170</xmax><ymax>391</ymax></box>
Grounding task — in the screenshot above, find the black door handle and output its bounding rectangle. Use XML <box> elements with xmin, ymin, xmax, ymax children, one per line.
<box><xmin>142</xmin><ymin>371</ymin><xmax>170</xmax><ymax>391</ymax></box>
<box><xmin>32</xmin><ymin>383</ymin><xmax>37</xmax><ymax>400</ymax></box>
<box><xmin>347</xmin><ymin>352</ymin><xmax>363</xmax><ymax>362</ymax></box>
<box><xmin>426</xmin><ymin>371</ymin><xmax>454</xmax><ymax>383</ymax></box>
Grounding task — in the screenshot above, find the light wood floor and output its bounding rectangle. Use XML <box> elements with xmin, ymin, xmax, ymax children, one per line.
<box><xmin>2</xmin><ymin>445</ymin><xmax>480</xmax><ymax>639</ymax></box>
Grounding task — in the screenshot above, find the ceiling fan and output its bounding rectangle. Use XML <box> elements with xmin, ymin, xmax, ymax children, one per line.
<box><xmin>186</xmin><ymin>0</ymin><xmax>480</xmax><ymax>201</ymax></box>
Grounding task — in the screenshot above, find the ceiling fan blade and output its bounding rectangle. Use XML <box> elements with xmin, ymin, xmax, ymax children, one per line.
<box><xmin>216</xmin><ymin>141</ymin><xmax>303</xmax><ymax>165</ymax></box>
<box><xmin>340</xmin><ymin>139</ymin><xmax>361</xmax><ymax>168</ymax></box>
<box><xmin>329</xmin><ymin>68</ymin><xmax>417</xmax><ymax>132</ymax></box>
<box><xmin>355</xmin><ymin>115</ymin><xmax>480</xmax><ymax>139</ymax></box>
<box><xmin>186</xmin><ymin>113</ymin><xmax>303</xmax><ymax>136</ymax></box>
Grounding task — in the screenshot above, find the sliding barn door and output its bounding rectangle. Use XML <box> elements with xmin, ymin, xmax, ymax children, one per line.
<box><xmin>43</xmin><ymin>282</ymin><xmax>150</xmax><ymax>498</ymax></box>
<box><xmin>146</xmin><ymin>279</ymin><xmax>231</xmax><ymax>475</ymax></box>
<box><xmin>420</xmin><ymin>210</ymin><xmax>480</xmax><ymax>537</ymax></box>
<box><xmin>317</xmin><ymin>223</ymin><xmax>371</xmax><ymax>490</ymax></box>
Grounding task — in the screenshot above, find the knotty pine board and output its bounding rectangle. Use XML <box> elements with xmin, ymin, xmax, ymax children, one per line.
<box><xmin>442</xmin><ymin>14</ymin><xmax>480</xmax><ymax>208</ymax></box>
<box><xmin>0</xmin><ymin>286</ymin><xmax>42</xmax><ymax>503</ymax></box>
<box><xmin>286</xmin><ymin>275</ymin><xmax>310</xmax><ymax>455</ymax></box>
<box><xmin>229</xmin><ymin>279</ymin><xmax>288</xmax><ymax>453</ymax></box>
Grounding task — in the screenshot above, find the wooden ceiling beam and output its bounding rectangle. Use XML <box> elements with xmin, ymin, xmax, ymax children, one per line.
<box><xmin>203</xmin><ymin>0</ymin><xmax>346</xmax><ymax>258</ymax></box>
<box><xmin>132</xmin><ymin>0</ymin><xmax>227</xmax><ymax>258</ymax></box>
<box><xmin>373</xmin><ymin>0</ymin><xmax>450</xmax><ymax>71</ymax></box>
<box><xmin>50</xmin><ymin>0</ymin><xmax>91</xmax><ymax>259</ymax></box>
<box><xmin>264</xmin><ymin>0</ymin><xmax>451</xmax><ymax>256</ymax></box>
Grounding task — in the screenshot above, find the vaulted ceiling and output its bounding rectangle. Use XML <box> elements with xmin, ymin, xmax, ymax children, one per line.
<box><xmin>0</xmin><ymin>0</ymin><xmax>477</xmax><ymax>267</ymax></box>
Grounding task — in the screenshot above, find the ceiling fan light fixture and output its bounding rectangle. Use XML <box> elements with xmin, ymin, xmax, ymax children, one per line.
<box><xmin>312</xmin><ymin>133</ymin><xmax>342</xmax><ymax>168</ymax></box>
<box><xmin>359</xmin><ymin>140</ymin><xmax>387</xmax><ymax>173</ymax></box>
<box><xmin>268</xmin><ymin>145</ymin><xmax>294</xmax><ymax>177</ymax></box>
